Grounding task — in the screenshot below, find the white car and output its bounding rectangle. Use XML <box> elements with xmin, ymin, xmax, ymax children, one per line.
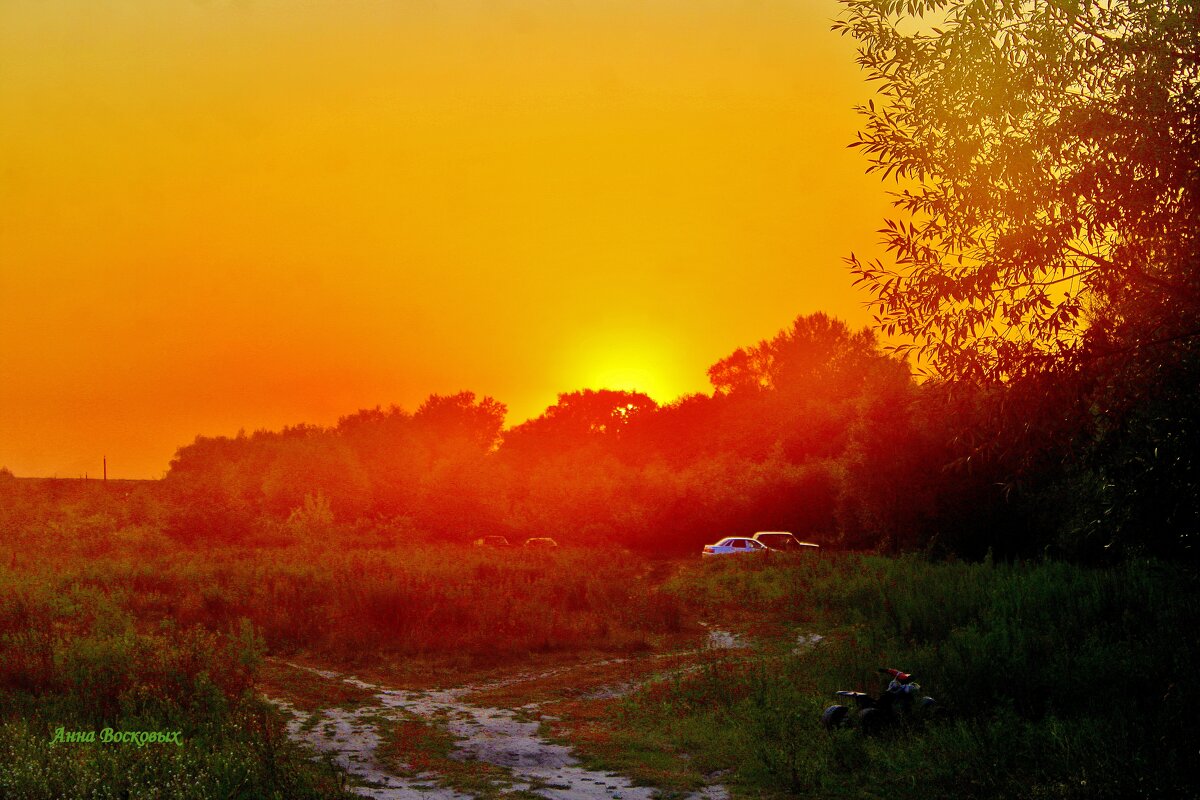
<box><xmin>701</xmin><ymin>537</ymin><xmax>769</xmax><ymax>557</ymax></box>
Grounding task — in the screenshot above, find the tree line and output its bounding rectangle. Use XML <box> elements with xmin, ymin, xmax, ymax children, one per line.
<box><xmin>102</xmin><ymin>0</ymin><xmax>1200</xmax><ymax>561</ymax></box>
<box><xmin>158</xmin><ymin>309</ymin><xmax>1194</xmax><ymax>560</ymax></box>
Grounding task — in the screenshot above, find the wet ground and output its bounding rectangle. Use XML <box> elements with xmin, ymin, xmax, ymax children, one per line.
<box><xmin>267</xmin><ymin>650</ymin><xmax>736</xmax><ymax>800</ymax></box>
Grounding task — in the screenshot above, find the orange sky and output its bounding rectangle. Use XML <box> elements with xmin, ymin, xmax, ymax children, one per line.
<box><xmin>1</xmin><ymin>0</ymin><xmax>891</xmax><ymax>479</ymax></box>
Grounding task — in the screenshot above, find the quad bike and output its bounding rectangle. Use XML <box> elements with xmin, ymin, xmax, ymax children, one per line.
<box><xmin>820</xmin><ymin>668</ymin><xmax>940</xmax><ymax>735</ymax></box>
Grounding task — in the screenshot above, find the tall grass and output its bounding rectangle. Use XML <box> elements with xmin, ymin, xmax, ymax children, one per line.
<box><xmin>635</xmin><ymin>554</ymin><xmax>1197</xmax><ymax>798</ymax></box>
<box><xmin>4</xmin><ymin>480</ymin><xmax>1191</xmax><ymax>797</ymax></box>
<box><xmin>7</xmin><ymin>546</ymin><xmax>682</xmax><ymax>664</ymax></box>
<box><xmin>3</xmin><ymin>480</ymin><xmax>684</xmax><ymax>663</ymax></box>
<box><xmin>0</xmin><ymin>497</ymin><xmax>684</xmax><ymax>797</ymax></box>
<box><xmin>0</xmin><ymin>570</ymin><xmax>347</xmax><ymax>799</ymax></box>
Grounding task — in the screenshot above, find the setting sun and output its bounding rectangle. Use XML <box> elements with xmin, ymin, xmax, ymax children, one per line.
<box><xmin>555</xmin><ymin>326</ymin><xmax>696</xmax><ymax>407</ymax></box>
<box><xmin>1</xmin><ymin>0</ymin><xmax>1193</xmax><ymax>796</ymax></box>
<box><xmin>0</xmin><ymin>0</ymin><xmax>892</xmax><ymax>478</ymax></box>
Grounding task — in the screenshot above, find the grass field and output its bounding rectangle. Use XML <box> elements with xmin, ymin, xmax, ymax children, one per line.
<box><xmin>1</xmin><ymin>487</ymin><xmax>1194</xmax><ymax>799</ymax></box>
<box><xmin>604</xmin><ymin>554</ymin><xmax>1199</xmax><ymax>799</ymax></box>
<box><xmin>0</xmin><ymin>493</ymin><xmax>687</xmax><ymax>798</ymax></box>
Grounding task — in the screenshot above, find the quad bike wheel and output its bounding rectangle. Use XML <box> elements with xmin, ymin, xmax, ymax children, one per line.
<box><xmin>857</xmin><ymin>706</ymin><xmax>886</xmax><ymax>736</ymax></box>
<box><xmin>821</xmin><ymin>704</ymin><xmax>850</xmax><ymax>730</ymax></box>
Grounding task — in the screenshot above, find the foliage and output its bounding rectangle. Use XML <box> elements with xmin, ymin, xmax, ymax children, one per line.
<box><xmin>1064</xmin><ymin>338</ymin><xmax>1200</xmax><ymax>559</ymax></box>
<box><xmin>836</xmin><ymin>0</ymin><xmax>1200</xmax><ymax>382</ymax></box>
<box><xmin>13</xmin><ymin>303</ymin><xmax>1190</xmax><ymax>561</ymax></box>
<box><xmin>146</xmin><ymin>313</ymin><xmax>927</xmax><ymax>554</ymax></box>
<box><xmin>630</xmin><ymin>554</ymin><xmax>1199</xmax><ymax>798</ymax></box>
<box><xmin>0</xmin><ymin>571</ymin><xmax>345</xmax><ymax>799</ymax></box>
<box><xmin>708</xmin><ymin>312</ymin><xmax>907</xmax><ymax>398</ymax></box>
<box><xmin>502</xmin><ymin>389</ymin><xmax>658</xmax><ymax>461</ymax></box>
<box><xmin>2</xmin><ymin>474</ymin><xmax>1192</xmax><ymax>796</ymax></box>
<box><xmin>0</xmin><ymin>524</ymin><xmax>688</xmax><ymax>795</ymax></box>
<box><xmin>0</xmin><ymin>530</ymin><xmax>685</xmax><ymax>667</ymax></box>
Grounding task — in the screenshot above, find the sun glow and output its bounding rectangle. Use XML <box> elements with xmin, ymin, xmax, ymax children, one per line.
<box><xmin>0</xmin><ymin>0</ymin><xmax>891</xmax><ymax>477</ymax></box>
<box><xmin>556</xmin><ymin>328</ymin><xmax>700</xmax><ymax>407</ymax></box>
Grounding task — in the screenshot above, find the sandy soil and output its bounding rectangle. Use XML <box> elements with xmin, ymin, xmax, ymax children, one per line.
<box><xmin>267</xmin><ymin>652</ymin><xmax>735</xmax><ymax>800</ymax></box>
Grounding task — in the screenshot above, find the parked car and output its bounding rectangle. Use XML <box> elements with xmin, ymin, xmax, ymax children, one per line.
<box><xmin>752</xmin><ymin>531</ymin><xmax>821</xmax><ymax>553</ymax></box>
<box><xmin>473</xmin><ymin>535</ymin><xmax>511</xmax><ymax>547</ymax></box>
<box><xmin>701</xmin><ymin>536</ymin><xmax>769</xmax><ymax>557</ymax></box>
<box><xmin>523</xmin><ymin>537</ymin><xmax>558</xmax><ymax>548</ymax></box>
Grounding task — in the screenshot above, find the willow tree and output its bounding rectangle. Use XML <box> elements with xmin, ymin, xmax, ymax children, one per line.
<box><xmin>836</xmin><ymin>0</ymin><xmax>1200</xmax><ymax>382</ymax></box>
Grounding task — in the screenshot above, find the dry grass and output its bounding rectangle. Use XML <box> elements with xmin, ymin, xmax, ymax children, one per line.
<box><xmin>257</xmin><ymin>660</ymin><xmax>378</xmax><ymax>712</ymax></box>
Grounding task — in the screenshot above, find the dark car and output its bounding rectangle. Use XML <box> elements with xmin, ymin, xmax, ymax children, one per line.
<box><xmin>752</xmin><ymin>531</ymin><xmax>820</xmax><ymax>553</ymax></box>
<box><xmin>473</xmin><ymin>535</ymin><xmax>512</xmax><ymax>547</ymax></box>
<box><xmin>523</xmin><ymin>537</ymin><xmax>558</xmax><ymax>548</ymax></box>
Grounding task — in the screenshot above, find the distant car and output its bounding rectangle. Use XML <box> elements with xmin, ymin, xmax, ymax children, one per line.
<box><xmin>752</xmin><ymin>531</ymin><xmax>821</xmax><ymax>553</ymax></box>
<box><xmin>523</xmin><ymin>537</ymin><xmax>559</xmax><ymax>548</ymax></box>
<box><xmin>701</xmin><ymin>537</ymin><xmax>769</xmax><ymax>557</ymax></box>
<box><xmin>473</xmin><ymin>535</ymin><xmax>511</xmax><ymax>547</ymax></box>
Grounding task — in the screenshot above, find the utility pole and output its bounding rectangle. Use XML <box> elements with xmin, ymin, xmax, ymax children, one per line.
<box><xmin>103</xmin><ymin>456</ymin><xmax>107</xmax><ymax>482</ymax></box>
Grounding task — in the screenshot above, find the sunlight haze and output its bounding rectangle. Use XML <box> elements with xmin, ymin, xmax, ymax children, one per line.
<box><xmin>0</xmin><ymin>0</ymin><xmax>890</xmax><ymax>478</ymax></box>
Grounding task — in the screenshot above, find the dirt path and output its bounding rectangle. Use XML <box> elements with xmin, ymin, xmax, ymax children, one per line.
<box><xmin>268</xmin><ymin>658</ymin><xmax>731</xmax><ymax>800</ymax></box>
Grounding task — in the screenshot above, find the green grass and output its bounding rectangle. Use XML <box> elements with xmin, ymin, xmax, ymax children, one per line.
<box><xmin>3</xmin><ymin>486</ymin><xmax>1193</xmax><ymax>799</ymax></box>
<box><xmin>610</xmin><ymin>554</ymin><xmax>1198</xmax><ymax>799</ymax></box>
<box><xmin>0</xmin><ymin>576</ymin><xmax>348</xmax><ymax>799</ymax></box>
<box><xmin>0</xmin><ymin>521</ymin><xmax>685</xmax><ymax>798</ymax></box>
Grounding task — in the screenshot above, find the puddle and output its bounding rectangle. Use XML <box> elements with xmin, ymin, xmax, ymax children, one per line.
<box><xmin>269</xmin><ymin>662</ymin><xmax>728</xmax><ymax>800</ymax></box>
<box><xmin>705</xmin><ymin>630</ymin><xmax>748</xmax><ymax>650</ymax></box>
<box><xmin>792</xmin><ymin>632</ymin><xmax>824</xmax><ymax>654</ymax></box>
<box><xmin>273</xmin><ymin>696</ymin><xmax>472</xmax><ymax>800</ymax></box>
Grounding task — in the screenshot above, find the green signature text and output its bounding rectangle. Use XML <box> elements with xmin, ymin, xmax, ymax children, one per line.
<box><xmin>49</xmin><ymin>727</ymin><xmax>183</xmax><ymax>747</ymax></box>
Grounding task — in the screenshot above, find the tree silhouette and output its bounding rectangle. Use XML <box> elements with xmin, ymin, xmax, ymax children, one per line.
<box><xmin>836</xmin><ymin>0</ymin><xmax>1200</xmax><ymax>382</ymax></box>
<box><xmin>413</xmin><ymin>392</ymin><xmax>507</xmax><ymax>453</ymax></box>
<box><xmin>702</xmin><ymin>314</ymin><xmax>912</xmax><ymax>462</ymax></box>
<box><xmin>708</xmin><ymin>312</ymin><xmax>905</xmax><ymax>398</ymax></box>
<box><xmin>502</xmin><ymin>389</ymin><xmax>658</xmax><ymax>460</ymax></box>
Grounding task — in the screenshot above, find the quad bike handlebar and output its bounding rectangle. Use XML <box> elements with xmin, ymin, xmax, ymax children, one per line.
<box><xmin>878</xmin><ymin>667</ymin><xmax>915</xmax><ymax>684</ymax></box>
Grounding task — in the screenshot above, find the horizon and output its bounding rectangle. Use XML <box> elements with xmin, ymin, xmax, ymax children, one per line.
<box><xmin>1</xmin><ymin>0</ymin><xmax>891</xmax><ymax>479</ymax></box>
<box><xmin>1</xmin><ymin>307</ymin><xmax>888</xmax><ymax>481</ymax></box>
